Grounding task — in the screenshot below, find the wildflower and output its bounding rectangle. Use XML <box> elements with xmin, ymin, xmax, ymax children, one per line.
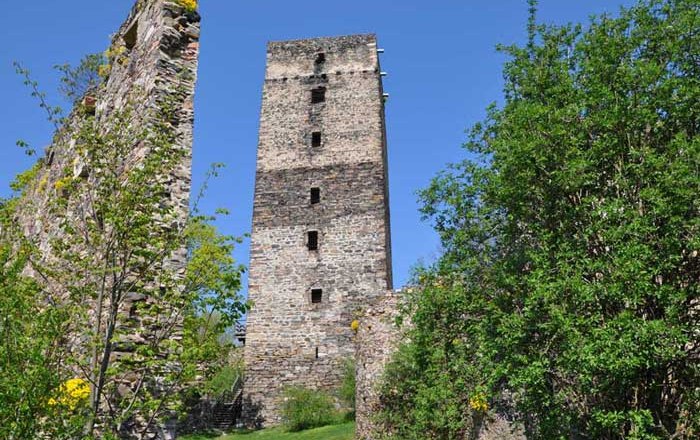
<box><xmin>48</xmin><ymin>378</ymin><xmax>90</xmax><ymax>410</ymax></box>
<box><xmin>54</xmin><ymin>177</ymin><xmax>73</xmax><ymax>192</ymax></box>
<box><xmin>350</xmin><ymin>320</ymin><xmax>360</xmax><ymax>332</ymax></box>
<box><xmin>54</xmin><ymin>179</ymin><xmax>67</xmax><ymax>191</ymax></box>
<box><xmin>176</xmin><ymin>0</ymin><xmax>197</xmax><ymax>12</ymax></box>
<box><xmin>97</xmin><ymin>64</ymin><xmax>112</xmax><ymax>78</ymax></box>
<box><xmin>469</xmin><ymin>392</ymin><xmax>488</xmax><ymax>412</ymax></box>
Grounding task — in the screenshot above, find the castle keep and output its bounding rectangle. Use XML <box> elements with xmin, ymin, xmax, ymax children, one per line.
<box><xmin>243</xmin><ymin>34</ymin><xmax>393</xmax><ymax>425</ymax></box>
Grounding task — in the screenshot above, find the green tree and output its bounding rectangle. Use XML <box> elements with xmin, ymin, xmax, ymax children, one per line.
<box><xmin>55</xmin><ymin>53</ymin><xmax>105</xmax><ymax>104</ymax></box>
<box><xmin>3</xmin><ymin>58</ymin><xmax>247</xmax><ymax>438</ymax></box>
<box><xmin>380</xmin><ymin>0</ymin><xmax>699</xmax><ymax>438</ymax></box>
<box><xmin>0</xmin><ymin>201</ymin><xmax>71</xmax><ymax>439</ymax></box>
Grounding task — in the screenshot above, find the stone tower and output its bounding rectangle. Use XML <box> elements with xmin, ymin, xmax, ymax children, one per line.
<box><xmin>243</xmin><ymin>34</ymin><xmax>393</xmax><ymax>425</ymax></box>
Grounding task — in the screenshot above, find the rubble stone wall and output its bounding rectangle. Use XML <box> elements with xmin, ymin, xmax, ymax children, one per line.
<box><xmin>14</xmin><ymin>0</ymin><xmax>200</xmax><ymax>437</ymax></box>
<box><xmin>355</xmin><ymin>291</ymin><xmax>405</xmax><ymax>440</ymax></box>
<box><xmin>20</xmin><ymin>0</ymin><xmax>199</xmax><ymax>244</ymax></box>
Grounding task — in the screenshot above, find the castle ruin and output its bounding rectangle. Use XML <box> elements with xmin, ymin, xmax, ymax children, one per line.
<box><xmin>13</xmin><ymin>0</ymin><xmax>200</xmax><ymax>437</ymax></box>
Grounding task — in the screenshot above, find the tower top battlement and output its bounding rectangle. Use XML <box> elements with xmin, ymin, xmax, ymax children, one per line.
<box><xmin>264</xmin><ymin>34</ymin><xmax>380</xmax><ymax>80</ymax></box>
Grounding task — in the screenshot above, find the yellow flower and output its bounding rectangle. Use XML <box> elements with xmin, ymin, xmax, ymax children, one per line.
<box><xmin>97</xmin><ymin>64</ymin><xmax>112</xmax><ymax>78</ymax></box>
<box><xmin>469</xmin><ymin>392</ymin><xmax>488</xmax><ymax>412</ymax></box>
<box><xmin>176</xmin><ymin>0</ymin><xmax>197</xmax><ymax>12</ymax></box>
<box><xmin>37</xmin><ymin>175</ymin><xmax>49</xmax><ymax>193</ymax></box>
<box><xmin>49</xmin><ymin>378</ymin><xmax>90</xmax><ymax>410</ymax></box>
<box><xmin>105</xmin><ymin>46</ymin><xmax>126</xmax><ymax>59</ymax></box>
<box><xmin>54</xmin><ymin>177</ymin><xmax>73</xmax><ymax>192</ymax></box>
<box><xmin>350</xmin><ymin>320</ymin><xmax>360</xmax><ymax>332</ymax></box>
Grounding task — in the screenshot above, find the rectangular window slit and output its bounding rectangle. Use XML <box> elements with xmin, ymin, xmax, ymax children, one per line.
<box><xmin>315</xmin><ymin>347</ymin><xmax>320</xmax><ymax>358</ymax></box>
<box><xmin>311</xmin><ymin>132</ymin><xmax>322</xmax><ymax>148</ymax></box>
<box><xmin>311</xmin><ymin>289</ymin><xmax>323</xmax><ymax>304</ymax></box>
<box><xmin>123</xmin><ymin>20</ymin><xmax>138</xmax><ymax>50</ymax></box>
<box><xmin>311</xmin><ymin>87</ymin><xmax>326</xmax><ymax>103</ymax></box>
<box><xmin>307</xmin><ymin>231</ymin><xmax>318</xmax><ymax>250</ymax></box>
<box><xmin>310</xmin><ymin>187</ymin><xmax>320</xmax><ymax>204</ymax></box>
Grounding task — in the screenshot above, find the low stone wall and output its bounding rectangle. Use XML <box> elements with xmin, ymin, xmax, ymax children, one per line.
<box><xmin>354</xmin><ymin>290</ymin><xmax>405</xmax><ymax>440</ymax></box>
<box><xmin>354</xmin><ymin>289</ymin><xmax>525</xmax><ymax>440</ymax></box>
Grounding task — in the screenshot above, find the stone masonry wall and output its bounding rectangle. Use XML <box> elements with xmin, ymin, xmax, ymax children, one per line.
<box><xmin>355</xmin><ymin>291</ymin><xmax>524</xmax><ymax>440</ymax></box>
<box><xmin>13</xmin><ymin>0</ymin><xmax>200</xmax><ymax>437</ymax></box>
<box><xmin>355</xmin><ymin>291</ymin><xmax>405</xmax><ymax>440</ymax></box>
<box><xmin>243</xmin><ymin>34</ymin><xmax>393</xmax><ymax>426</ymax></box>
<box><xmin>19</xmin><ymin>1</ymin><xmax>199</xmax><ymax>277</ymax></box>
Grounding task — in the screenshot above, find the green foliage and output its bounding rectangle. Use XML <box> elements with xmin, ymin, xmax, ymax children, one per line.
<box><xmin>4</xmin><ymin>59</ymin><xmax>247</xmax><ymax>438</ymax></box>
<box><xmin>0</xmin><ymin>202</ymin><xmax>83</xmax><ymax>439</ymax></box>
<box><xmin>180</xmin><ymin>166</ymin><xmax>248</xmax><ymax>403</ymax></box>
<box><xmin>14</xmin><ymin>62</ymin><xmax>64</xmax><ymax>129</ymax></box>
<box><xmin>9</xmin><ymin>161</ymin><xmax>41</xmax><ymax>193</ymax></box>
<box><xmin>204</xmin><ymin>364</ymin><xmax>242</xmax><ymax>400</ymax></box>
<box><xmin>376</xmin><ymin>275</ymin><xmax>481</xmax><ymax>439</ymax></box>
<box><xmin>55</xmin><ymin>52</ymin><xmax>105</xmax><ymax>103</ymax></box>
<box><xmin>281</xmin><ymin>386</ymin><xmax>338</xmax><ymax>432</ymax></box>
<box><xmin>184</xmin><ymin>200</ymin><xmax>248</xmax><ymax>330</ymax></box>
<box><xmin>339</xmin><ymin>358</ymin><xmax>356</xmax><ymax>415</ymax></box>
<box><xmin>379</xmin><ymin>0</ymin><xmax>700</xmax><ymax>439</ymax></box>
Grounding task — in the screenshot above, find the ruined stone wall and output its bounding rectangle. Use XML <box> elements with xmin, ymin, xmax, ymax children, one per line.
<box><xmin>355</xmin><ymin>291</ymin><xmax>524</xmax><ymax>440</ymax></box>
<box><xmin>14</xmin><ymin>0</ymin><xmax>200</xmax><ymax>437</ymax></box>
<box><xmin>355</xmin><ymin>291</ymin><xmax>405</xmax><ymax>440</ymax></box>
<box><xmin>20</xmin><ymin>1</ymin><xmax>199</xmax><ymax>273</ymax></box>
<box><xmin>243</xmin><ymin>34</ymin><xmax>392</xmax><ymax>426</ymax></box>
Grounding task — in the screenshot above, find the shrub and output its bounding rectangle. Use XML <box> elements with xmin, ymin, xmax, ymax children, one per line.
<box><xmin>379</xmin><ymin>0</ymin><xmax>700</xmax><ymax>438</ymax></box>
<box><xmin>281</xmin><ymin>386</ymin><xmax>337</xmax><ymax>432</ymax></box>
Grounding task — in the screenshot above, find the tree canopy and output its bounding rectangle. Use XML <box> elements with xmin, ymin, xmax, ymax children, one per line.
<box><xmin>379</xmin><ymin>0</ymin><xmax>699</xmax><ymax>438</ymax></box>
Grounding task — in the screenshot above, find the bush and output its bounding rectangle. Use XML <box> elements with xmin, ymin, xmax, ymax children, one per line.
<box><xmin>281</xmin><ymin>386</ymin><xmax>337</xmax><ymax>432</ymax></box>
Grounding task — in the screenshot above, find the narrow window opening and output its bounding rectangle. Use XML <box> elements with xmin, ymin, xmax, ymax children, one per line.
<box><xmin>311</xmin><ymin>131</ymin><xmax>322</xmax><ymax>148</ymax></box>
<box><xmin>311</xmin><ymin>87</ymin><xmax>326</xmax><ymax>104</ymax></box>
<box><xmin>123</xmin><ymin>20</ymin><xmax>138</xmax><ymax>50</ymax></box>
<box><xmin>315</xmin><ymin>347</ymin><xmax>320</xmax><ymax>358</ymax></box>
<box><xmin>307</xmin><ymin>231</ymin><xmax>318</xmax><ymax>251</ymax></box>
<box><xmin>310</xmin><ymin>187</ymin><xmax>320</xmax><ymax>204</ymax></box>
<box><xmin>311</xmin><ymin>289</ymin><xmax>323</xmax><ymax>304</ymax></box>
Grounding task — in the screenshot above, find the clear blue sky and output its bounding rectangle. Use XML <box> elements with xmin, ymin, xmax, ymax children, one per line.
<box><xmin>1</xmin><ymin>0</ymin><xmax>635</xmax><ymax>292</ymax></box>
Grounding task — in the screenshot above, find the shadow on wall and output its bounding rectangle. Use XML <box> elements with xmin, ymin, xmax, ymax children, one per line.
<box><xmin>241</xmin><ymin>395</ymin><xmax>264</xmax><ymax>430</ymax></box>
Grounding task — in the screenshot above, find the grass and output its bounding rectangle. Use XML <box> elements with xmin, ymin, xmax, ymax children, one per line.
<box><xmin>181</xmin><ymin>421</ymin><xmax>355</xmax><ymax>440</ymax></box>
